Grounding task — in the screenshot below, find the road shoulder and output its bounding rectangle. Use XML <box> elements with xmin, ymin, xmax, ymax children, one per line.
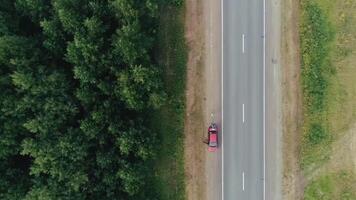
<box><xmin>265</xmin><ymin>0</ymin><xmax>283</xmax><ymax>199</ymax></box>
<box><xmin>184</xmin><ymin>0</ymin><xmax>206</xmax><ymax>199</ymax></box>
<box><xmin>281</xmin><ymin>0</ymin><xmax>305</xmax><ymax>199</ymax></box>
<box><xmin>184</xmin><ymin>0</ymin><xmax>221</xmax><ymax>199</ymax></box>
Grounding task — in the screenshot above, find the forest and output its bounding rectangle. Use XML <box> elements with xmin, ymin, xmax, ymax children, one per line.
<box><xmin>0</xmin><ymin>0</ymin><xmax>183</xmax><ymax>199</ymax></box>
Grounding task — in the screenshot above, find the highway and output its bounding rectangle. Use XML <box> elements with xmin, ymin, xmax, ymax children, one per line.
<box><xmin>222</xmin><ymin>0</ymin><xmax>265</xmax><ymax>199</ymax></box>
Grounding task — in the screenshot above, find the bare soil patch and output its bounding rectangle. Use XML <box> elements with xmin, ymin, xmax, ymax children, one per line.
<box><xmin>281</xmin><ymin>0</ymin><xmax>306</xmax><ymax>199</ymax></box>
<box><xmin>184</xmin><ymin>0</ymin><xmax>206</xmax><ymax>199</ymax></box>
<box><xmin>321</xmin><ymin>122</ymin><xmax>356</xmax><ymax>176</ymax></box>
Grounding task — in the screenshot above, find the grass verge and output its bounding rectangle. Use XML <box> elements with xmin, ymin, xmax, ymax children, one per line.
<box><xmin>148</xmin><ymin>2</ymin><xmax>187</xmax><ymax>200</ymax></box>
<box><xmin>300</xmin><ymin>0</ymin><xmax>356</xmax><ymax>198</ymax></box>
<box><xmin>300</xmin><ymin>0</ymin><xmax>334</xmax><ymax>171</ymax></box>
<box><xmin>304</xmin><ymin>171</ymin><xmax>356</xmax><ymax>200</ymax></box>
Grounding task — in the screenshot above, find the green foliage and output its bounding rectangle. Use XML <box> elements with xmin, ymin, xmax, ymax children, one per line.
<box><xmin>0</xmin><ymin>0</ymin><xmax>183</xmax><ymax>199</ymax></box>
<box><xmin>164</xmin><ymin>0</ymin><xmax>184</xmax><ymax>7</ymax></box>
<box><xmin>300</xmin><ymin>1</ymin><xmax>334</xmax><ymax>169</ymax></box>
<box><xmin>115</xmin><ymin>124</ymin><xmax>156</xmax><ymax>160</ymax></box>
<box><xmin>0</xmin><ymin>162</ymin><xmax>31</xmax><ymax>199</ymax></box>
<box><xmin>304</xmin><ymin>172</ymin><xmax>356</xmax><ymax>200</ymax></box>
<box><xmin>300</xmin><ymin>1</ymin><xmax>333</xmax><ymax>114</ymax></box>
<box><xmin>150</xmin><ymin>4</ymin><xmax>186</xmax><ymax>199</ymax></box>
<box><xmin>115</xmin><ymin>65</ymin><xmax>165</xmax><ymax>110</ymax></box>
<box><xmin>117</xmin><ymin>164</ymin><xmax>145</xmax><ymax>196</ymax></box>
<box><xmin>40</xmin><ymin>17</ymin><xmax>67</xmax><ymax>57</ymax></box>
<box><xmin>15</xmin><ymin>0</ymin><xmax>51</xmax><ymax>22</ymax></box>
<box><xmin>307</xmin><ymin>123</ymin><xmax>328</xmax><ymax>144</ymax></box>
<box><xmin>305</xmin><ymin>175</ymin><xmax>333</xmax><ymax>200</ymax></box>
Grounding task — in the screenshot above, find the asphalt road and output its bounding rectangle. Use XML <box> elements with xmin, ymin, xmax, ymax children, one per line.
<box><xmin>223</xmin><ymin>0</ymin><xmax>265</xmax><ymax>199</ymax></box>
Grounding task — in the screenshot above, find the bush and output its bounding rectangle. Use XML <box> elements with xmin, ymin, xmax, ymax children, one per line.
<box><xmin>300</xmin><ymin>1</ymin><xmax>333</xmax><ymax>114</ymax></box>
<box><xmin>308</xmin><ymin>123</ymin><xmax>327</xmax><ymax>144</ymax></box>
<box><xmin>300</xmin><ymin>1</ymin><xmax>333</xmax><ymax>149</ymax></box>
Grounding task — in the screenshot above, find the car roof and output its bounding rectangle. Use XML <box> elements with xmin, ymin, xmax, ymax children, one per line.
<box><xmin>209</xmin><ymin>133</ymin><xmax>217</xmax><ymax>142</ymax></box>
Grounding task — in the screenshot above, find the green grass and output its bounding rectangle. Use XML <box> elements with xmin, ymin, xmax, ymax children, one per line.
<box><xmin>300</xmin><ymin>0</ymin><xmax>356</xmax><ymax>171</ymax></box>
<box><xmin>300</xmin><ymin>0</ymin><xmax>356</xmax><ymax>199</ymax></box>
<box><xmin>305</xmin><ymin>171</ymin><xmax>356</xmax><ymax>200</ymax></box>
<box><xmin>300</xmin><ymin>1</ymin><xmax>334</xmax><ymax>115</ymax></box>
<box><xmin>300</xmin><ymin>0</ymin><xmax>334</xmax><ymax>171</ymax></box>
<box><xmin>147</xmin><ymin>2</ymin><xmax>187</xmax><ymax>200</ymax></box>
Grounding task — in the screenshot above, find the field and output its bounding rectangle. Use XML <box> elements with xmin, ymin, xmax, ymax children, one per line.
<box><xmin>300</xmin><ymin>0</ymin><xmax>356</xmax><ymax>198</ymax></box>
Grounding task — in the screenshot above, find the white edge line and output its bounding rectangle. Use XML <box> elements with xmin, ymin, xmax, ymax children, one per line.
<box><xmin>263</xmin><ymin>0</ymin><xmax>266</xmax><ymax>198</ymax></box>
<box><xmin>221</xmin><ymin>0</ymin><xmax>224</xmax><ymax>199</ymax></box>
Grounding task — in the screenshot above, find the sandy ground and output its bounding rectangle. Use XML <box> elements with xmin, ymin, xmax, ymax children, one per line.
<box><xmin>281</xmin><ymin>0</ymin><xmax>306</xmax><ymax>199</ymax></box>
<box><xmin>319</xmin><ymin>122</ymin><xmax>356</xmax><ymax>177</ymax></box>
<box><xmin>202</xmin><ymin>1</ymin><xmax>221</xmax><ymax>200</ymax></box>
<box><xmin>184</xmin><ymin>0</ymin><xmax>206</xmax><ymax>199</ymax></box>
<box><xmin>184</xmin><ymin>0</ymin><xmax>221</xmax><ymax>199</ymax></box>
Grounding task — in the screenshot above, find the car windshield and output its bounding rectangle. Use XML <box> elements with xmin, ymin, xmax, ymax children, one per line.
<box><xmin>209</xmin><ymin>141</ymin><xmax>217</xmax><ymax>147</ymax></box>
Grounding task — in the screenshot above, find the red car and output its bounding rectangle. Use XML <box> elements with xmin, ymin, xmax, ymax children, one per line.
<box><xmin>207</xmin><ymin>123</ymin><xmax>218</xmax><ymax>152</ymax></box>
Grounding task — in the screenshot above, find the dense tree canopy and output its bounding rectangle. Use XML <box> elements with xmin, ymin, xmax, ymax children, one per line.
<box><xmin>0</xmin><ymin>0</ymin><xmax>176</xmax><ymax>199</ymax></box>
